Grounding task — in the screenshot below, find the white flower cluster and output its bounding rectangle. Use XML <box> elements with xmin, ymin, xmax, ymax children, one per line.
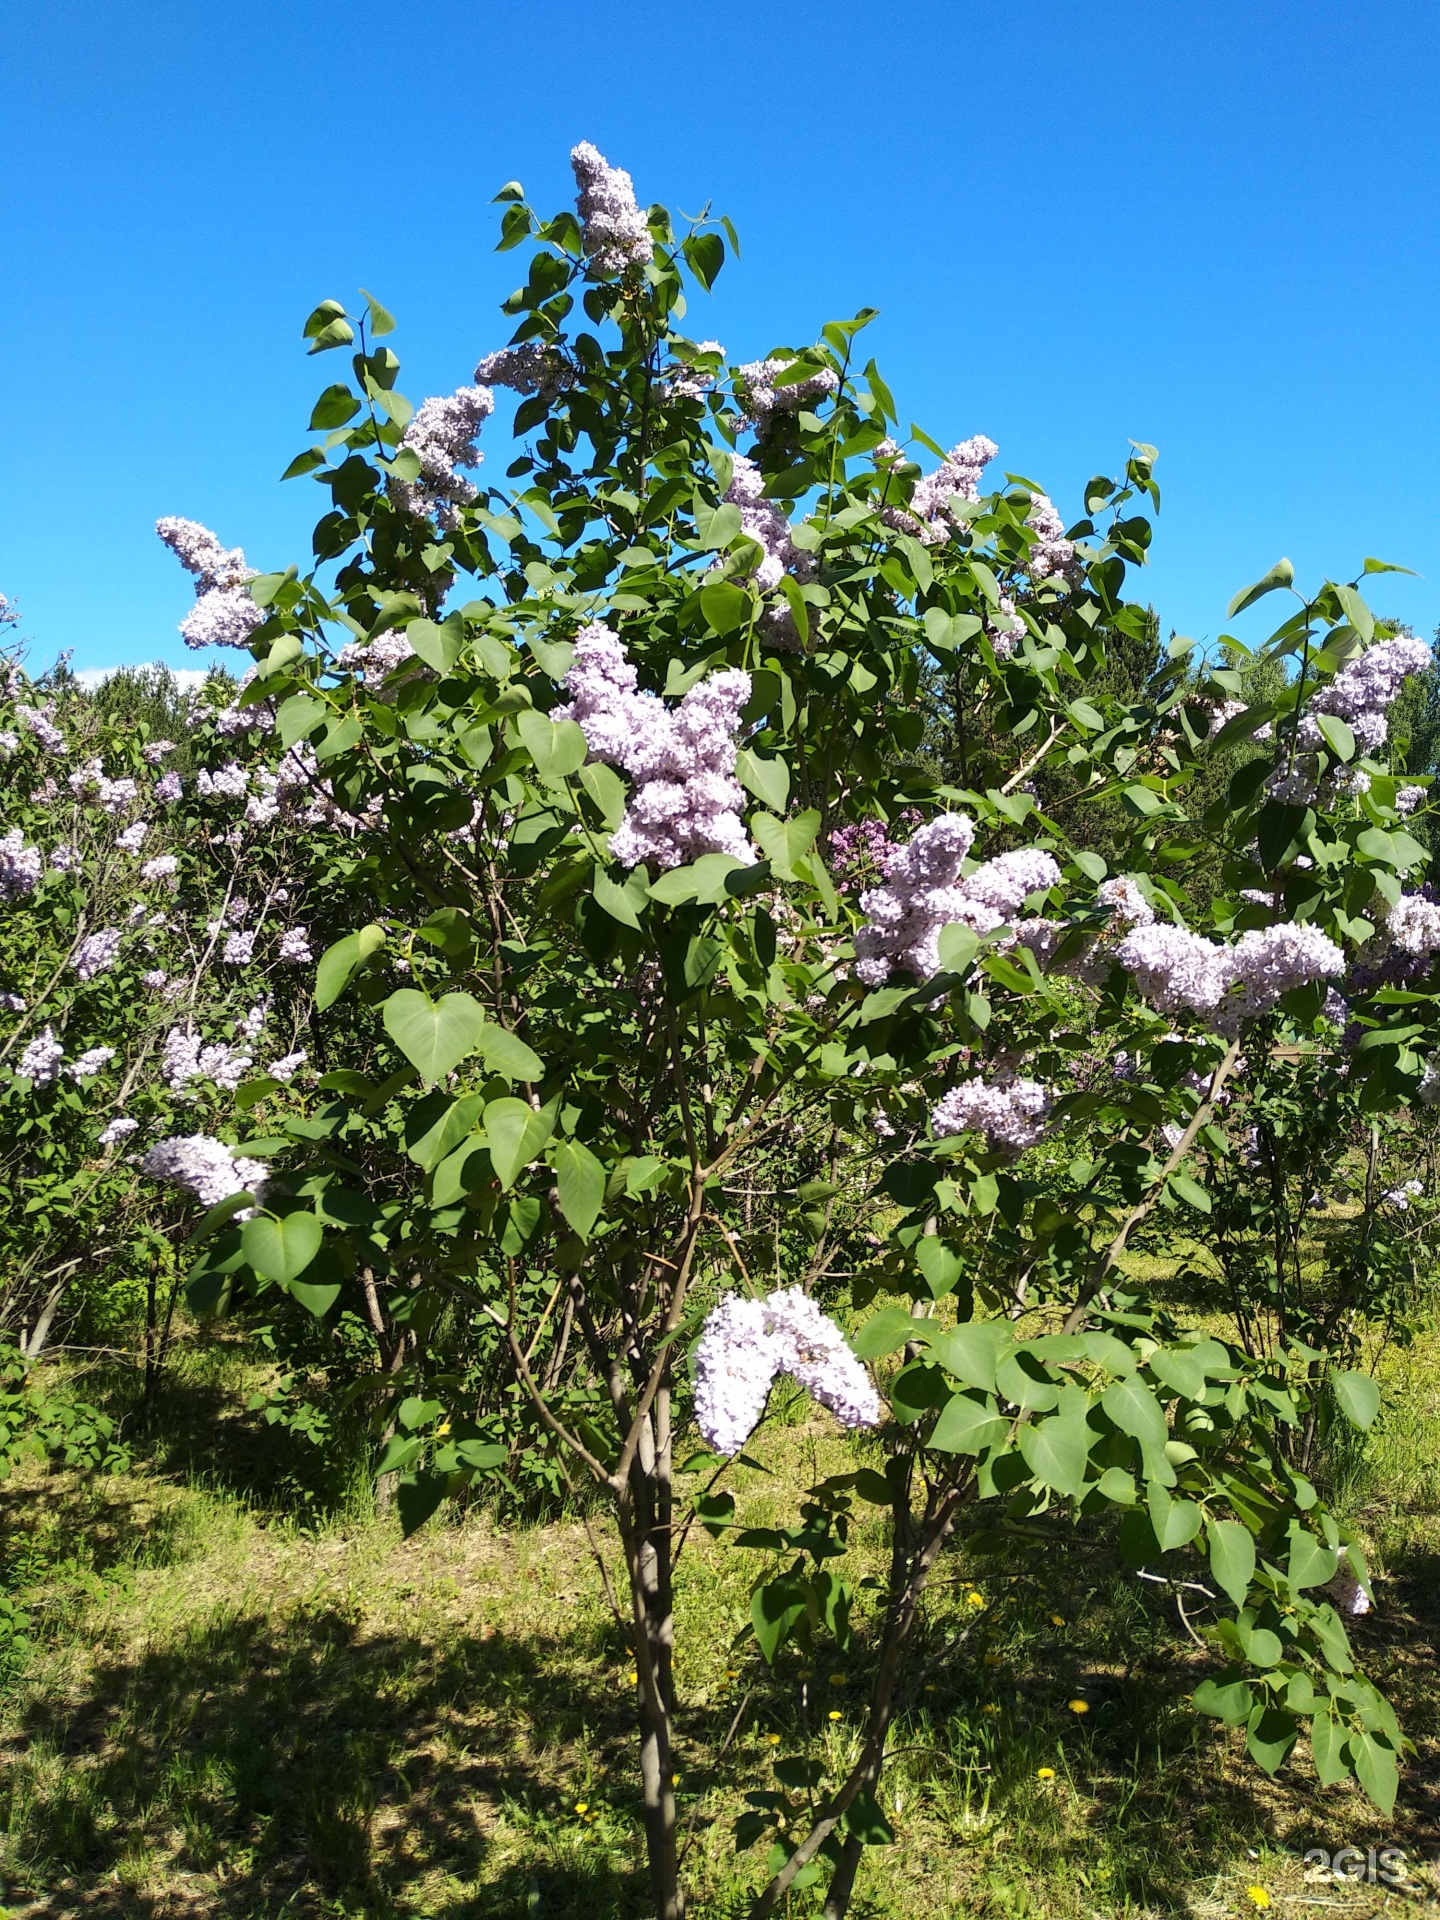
<box><xmin>394</xmin><ymin>387</ymin><xmax>494</xmax><ymax>528</ymax></box>
<box><xmin>474</xmin><ymin>344</ymin><xmax>576</xmax><ymax>400</ymax></box>
<box><xmin>1383</xmin><ymin>1179</ymin><xmax>1423</xmax><ymax>1209</ymax></box>
<box><xmin>98</xmin><ymin>1116</ymin><xmax>138</xmax><ymax>1147</ymax></box>
<box><xmin>335</xmin><ymin>631</ymin><xmax>417</xmax><ymax>683</ymax></box>
<box><xmin>0</xmin><ymin>828</ymin><xmax>43</xmax><ymax>901</ymax></box>
<box><xmin>140</xmin><ymin>1134</ymin><xmax>268</xmax><ymax>1211</ymax></box>
<box><xmin>72</xmin><ymin>928</ymin><xmax>123</xmax><ymax>981</ymax></box>
<box><xmin>278</xmin><ymin>926</ymin><xmax>313</xmax><ymax>964</ymax></box>
<box><xmin>722</xmin><ymin>455</ymin><xmax>816</xmax><ymax>644</ymax></box>
<box><xmin>1117</xmin><ymin>919</ymin><xmax>1345</xmax><ymax>1025</ymax></box>
<box><xmin>1025</xmin><ymin>494</ymin><xmax>1076</xmax><ymax>582</ymax></box>
<box><xmin>987</xmin><ymin>595</ymin><xmax>1025</xmax><ymax>661</ymax></box>
<box><xmin>665</xmin><ymin>341</ymin><xmax>725</xmax><ymax>401</ymax></box>
<box><xmin>1097</xmin><ymin>876</ymin><xmax>1154</xmax><ymax>926</ymax></box>
<box><xmin>222</xmin><ymin>930</ymin><xmax>256</xmax><ymax>965</ymax></box>
<box><xmin>141</xmin><ymin>738</ymin><xmax>177</xmax><ymax>765</ymax></box>
<box><xmin>571</xmin><ymin>141</ymin><xmax>653</xmax><ymax>275</ymax></box>
<box><xmin>557</xmin><ymin>625</ymin><xmax>754</xmax><ymax>870</ymax></box>
<box><xmin>115</xmin><ymin>821</ymin><xmax>149</xmax><ymax>854</ymax></box>
<box><xmin>734</xmin><ymin>358</ymin><xmax>840</xmax><ymax>431</ymax></box>
<box><xmin>693</xmin><ymin>1286</ymin><xmax>881</xmax><ymax>1456</ymax></box>
<box><xmin>268</xmin><ymin>1049</ymin><xmax>307</xmax><ymax>1083</ymax></box>
<box><xmin>1297</xmin><ymin>635</ymin><xmax>1432</xmax><ymax>755</ymax></box>
<box><xmin>932</xmin><ymin>1075</ymin><xmax>1051</xmax><ymax>1150</ymax></box>
<box><xmin>853</xmin><ymin>814</ymin><xmax>1060</xmax><ymax>986</ymax></box>
<box><xmin>196</xmin><ymin>762</ymin><xmax>250</xmax><ymax>801</ymax></box>
<box><xmin>1396</xmin><ymin>785</ymin><xmax>1425</xmax><ymax>816</ymax></box>
<box><xmin>140</xmin><ymin>855</ymin><xmax>179</xmax><ymax>886</ymax></box>
<box><xmin>17</xmin><ymin>1027</ymin><xmax>64</xmax><ymax>1086</ymax></box>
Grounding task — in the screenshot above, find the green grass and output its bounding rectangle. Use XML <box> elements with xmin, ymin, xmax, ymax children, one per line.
<box><xmin>0</xmin><ymin>1330</ymin><xmax>1436</xmax><ymax>1919</ymax></box>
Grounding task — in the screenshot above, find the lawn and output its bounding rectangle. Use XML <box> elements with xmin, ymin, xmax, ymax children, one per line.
<box><xmin>0</xmin><ymin>1314</ymin><xmax>1436</xmax><ymax>1920</ymax></box>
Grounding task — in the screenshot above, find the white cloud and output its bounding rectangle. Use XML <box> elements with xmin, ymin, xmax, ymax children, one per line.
<box><xmin>74</xmin><ymin>663</ymin><xmax>210</xmax><ymax>693</ymax></box>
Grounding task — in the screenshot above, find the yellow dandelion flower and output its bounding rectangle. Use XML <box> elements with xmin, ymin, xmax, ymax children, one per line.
<box><xmin>827</xmin><ymin>1709</ymin><xmax>843</xmax><ymax>1722</ymax></box>
<box><xmin>766</xmin><ymin>1732</ymin><xmax>781</xmax><ymax>1745</ymax></box>
<box><xmin>827</xmin><ymin>1672</ymin><xmax>846</xmax><ymax>1686</ymax></box>
<box><xmin>982</xmin><ymin>1703</ymin><xmax>1000</xmax><ymax>1714</ymax></box>
<box><xmin>966</xmin><ymin>1591</ymin><xmax>987</xmax><ymax>1609</ymax></box>
<box><xmin>726</xmin><ymin>1669</ymin><xmax>739</xmax><ymax>1679</ymax></box>
<box><xmin>1067</xmin><ymin>1699</ymin><xmax>1090</xmax><ymax>1715</ymax></box>
<box><xmin>984</xmin><ymin>1653</ymin><xmax>1001</xmax><ymax>1668</ymax></box>
<box><xmin>435</xmin><ymin>1419</ymin><xmax>452</xmax><ymax>1436</ymax></box>
<box><xmin>574</xmin><ymin>1802</ymin><xmax>588</xmax><ymax>1814</ymax></box>
<box><xmin>923</xmin><ymin>1683</ymin><xmax>936</xmax><ymax>1692</ymax></box>
<box><xmin>1049</xmin><ymin>1613</ymin><xmax>1066</xmax><ymax>1627</ymax></box>
<box><xmin>1245</xmin><ymin>1891</ymin><xmax>1270</xmax><ymax>1912</ymax></box>
<box><xmin>628</xmin><ymin>1671</ymin><xmax>639</xmax><ymax>1685</ymax></box>
<box><xmin>1037</xmin><ymin>1766</ymin><xmax>1056</xmax><ymax>1779</ymax></box>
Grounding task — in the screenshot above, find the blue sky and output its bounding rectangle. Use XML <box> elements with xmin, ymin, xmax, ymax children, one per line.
<box><xmin>4</xmin><ymin>0</ymin><xmax>1439</xmax><ymax>671</ymax></box>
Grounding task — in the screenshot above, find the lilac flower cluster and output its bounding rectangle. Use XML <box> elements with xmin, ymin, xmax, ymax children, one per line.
<box><xmin>98</xmin><ymin>1116</ymin><xmax>138</xmax><ymax>1147</ymax></box>
<box><xmin>115</xmin><ymin>821</ymin><xmax>149</xmax><ymax>854</ymax></box>
<box><xmin>557</xmin><ymin>625</ymin><xmax>754</xmax><ymax>869</ymax></box>
<box><xmin>140</xmin><ymin>1134</ymin><xmax>268</xmax><ymax>1211</ymax></box>
<box><xmin>692</xmin><ymin>1286</ymin><xmax>881</xmax><ymax>1456</ymax></box>
<box><xmin>157</xmin><ymin>517</ymin><xmax>264</xmax><ymax>653</ymax></box>
<box><xmin>987</xmin><ymin>596</ymin><xmax>1025</xmax><ymax>660</ymax></box>
<box><xmin>72</xmin><ymin>928</ymin><xmax>123</xmax><ymax>981</ymax></box>
<box><xmin>268</xmin><ymin>1049</ymin><xmax>307</xmax><ymax>1083</ymax></box>
<box><xmin>17</xmin><ymin>1028</ymin><xmax>64</xmax><ymax>1086</ymax></box>
<box><xmin>0</xmin><ymin>828</ymin><xmax>43</xmax><ymax>901</ymax></box>
<box><xmin>890</xmin><ymin>435</ymin><xmax>999</xmax><ymax>544</ymax></box>
<box><xmin>1025</xmin><ymin>495</ymin><xmax>1077</xmax><ymax>582</ymax></box>
<box><xmin>141</xmin><ymin>739</ymin><xmax>177</xmax><ymax>765</ymax></box>
<box><xmin>1298</xmin><ymin>636</ymin><xmax>1432</xmax><ymax>755</ymax></box>
<box><xmin>223</xmin><ymin>931</ymin><xmax>256</xmax><ymax>966</ymax></box>
<box><xmin>335</xmin><ymin>631</ymin><xmax>417</xmax><ymax>683</ymax></box>
<box><xmin>140</xmin><ymin>855</ymin><xmax>179</xmax><ymax>886</ymax></box>
<box><xmin>394</xmin><ymin>387</ymin><xmax>494</xmax><ymax>528</ymax></box>
<box><xmin>161</xmin><ymin>1026</ymin><xmax>252</xmax><ymax>1093</ymax></box>
<box><xmin>1396</xmin><ymin>785</ymin><xmax>1426</xmax><ymax>816</ymax></box>
<box><xmin>664</xmin><ymin>341</ymin><xmax>725</xmax><ymax>401</ymax></box>
<box><xmin>278</xmin><ymin>927</ymin><xmax>313</xmax><ymax>964</ymax></box>
<box><xmin>1097</xmin><ymin>876</ymin><xmax>1154</xmax><ymax>926</ymax></box>
<box><xmin>1117</xmin><ymin>919</ymin><xmax>1345</xmax><ymax>1024</ymax></box>
<box><xmin>16</xmin><ymin>706</ymin><xmax>64</xmax><ymax>752</ymax></box>
<box><xmin>931</xmin><ymin>1075</ymin><xmax>1052</xmax><ymax>1150</ymax></box>
<box><xmin>474</xmin><ymin>344</ymin><xmax>575</xmax><ymax>400</ymax></box>
<box><xmin>1383</xmin><ymin>893</ymin><xmax>1440</xmax><ymax>957</ymax></box>
<box><xmin>155</xmin><ymin>770</ymin><xmax>183</xmax><ymax>803</ymax></box>
<box><xmin>721</xmin><ymin>455</ymin><xmax>817</xmax><ymax>643</ymax></box>
<box><xmin>853</xmin><ymin>814</ymin><xmax>1060</xmax><ymax>986</ymax></box>
<box><xmin>571</xmin><ymin>141</ymin><xmax>654</xmax><ymax>275</ymax></box>
<box><xmin>66</xmin><ymin>1046</ymin><xmax>116</xmax><ymax>1080</ymax></box>
<box><xmin>734</xmin><ymin>359</ymin><xmax>840</xmax><ymax>432</ymax></box>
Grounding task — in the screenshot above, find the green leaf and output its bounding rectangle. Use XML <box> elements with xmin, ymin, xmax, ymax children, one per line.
<box><xmin>517</xmin><ymin>710</ymin><xmax>588</xmax><ymax>785</ymax></box>
<box><xmin>1287</xmin><ymin>1526</ymin><xmax>1339</xmax><ymax>1590</ymax></box>
<box><xmin>700</xmin><ymin>580</ymin><xmax>752</xmax><ymax>635</ymax></box>
<box><xmin>929</xmin><ymin>1390</ymin><xmax>1007</xmax><ymax>1456</ymax></box>
<box><xmin>302</xmin><ymin>298</ymin><xmax>347</xmax><ymax>339</ymax></box>
<box><xmin>928</xmin><ymin>1322</ymin><xmax>1012</xmax><ymax>1392</ymax></box>
<box><xmin>477</xmin><ymin>1021</ymin><xmax>543</xmax><ymax>1083</ymax></box>
<box><xmin>395</xmin><ymin>1471</ymin><xmax>448</xmax><ymax>1537</ymax></box>
<box><xmin>840</xmin><ymin>1793</ymin><xmax>894</xmax><ymax>1847</ymax></box>
<box><xmin>915</xmin><ymin>1237</ymin><xmax>962</xmax><ymax>1299</ymax></box>
<box><xmin>751</xmin><ymin>1576</ymin><xmax>806</xmax><ymax>1663</ymax></box>
<box><xmin>315</xmin><ymin>925</ymin><xmax>387</xmax><ymax>1010</ymax></box>
<box><xmin>851</xmin><ymin>1306</ymin><xmax>929</xmax><ymax>1360</ymax></box>
<box><xmin>277</xmin><ymin>692</ymin><xmax>327</xmax><ymax>749</ymax></box>
<box><xmin>735</xmin><ymin>748</ymin><xmax>789</xmax><ymax>813</ymax></box>
<box><xmin>594</xmin><ymin>866</ymin><xmax>647</xmax><ymax>928</ymax></box>
<box><xmin>307</xmin><ymin>317</ymin><xmax>355</xmax><ymax>355</ymax></box>
<box><xmin>1310</xmin><ymin>1707</ymin><xmax>1350</xmax><ymax>1787</ymax></box>
<box><xmin>1315</xmin><ymin>713</ymin><xmax>1356</xmax><ymax>762</ymax></box>
<box><xmin>684</xmin><ymin>230</ymin><xmax>725</xmax><ymax>290</ymax></box>
<box><xmin>1227</xmin><ymin>558</ymin><xmax>1295</xmax><ymax>618</ymax></box>
<box><xmin>406</xmin><ymin>616</ymin><xmax>461</xmax><ymax>674</ymax></box>
<box><xmin>360</xmin><ymin>287</ymin><xmax>396</xmax><ymax>337</ymax></box>
<box><xmin>382</xmin><ymin>990</ymin><xmax>488</xmax><ymax>1086</ymax></box>
<box><xmin>1332</xmin><ymin>1370</ymin><xmax>1380</xmax><ymax>1431</ymax></box>
<box><xmin>1245</xmin><ymin>1704</ymin><xmax>1298</xmax><ymax>1776</ymax></box>
<box><xmin>241</xmin><ymin>1212</ymin><xmax>322</xmax><ymax>1285</ymax></box>
<box><xmin>1331</xmin><ymin>582</ymin><xmax>1374</xmax><ymax>642</ymax></box>
<box><xmin>404</xmin><ymin>1093</ymin><xmax>485</xmax><ymax>1171</ymax></box>
<box><xmin>1192</xmin><ymin>1671</ymin><xmax>1254</xmax><ymax>1726</ymax></box>
<box><xmin>751</xmin><ymin>809</ymin><xmax>820</xmax><ymax>882</ymax></box>
<box><xmin>309</xmin><ymin>384</ymin><xmax>359</xmax><ymax>430</ymax></box>
<box><xmin>554</xmin><ymin>1138</ymin><xmax>605</xmax><ymax>1237</ymax></box>
<box><xmin>1016</xmin><ymin>1400</ymin><xmax>1092</xmax><ymax>1499</ymax></box>
<box><xmin>936</xmin><ymin>923</ymin><xmax>980</xmax><ymax>975</ymax></box>
<box><xmin>484</xmin><ymin>1097</ymin><xmax>554</xmax><ymax>1190</ymax></box>
<box><xmin>1207</xmin><ymin>1517</ymin><xmax>1257</xmax><ymax>1606</ymax></box>
<box><xmin>1167</xmin><ymin>1173</ymin><xmax>1211</xmax><ymax>1214</ymax></box>
<box><xmin>1101</xmin><ymin>1374</ymin><xmax>1168</xmax><ymax>1449</ymax></box>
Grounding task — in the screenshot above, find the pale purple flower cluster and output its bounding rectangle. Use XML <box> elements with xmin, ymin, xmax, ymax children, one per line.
<box><xmin>853</xmin><ymin>814</ymin><xmax>1060</xmax><ymax>986</ymax></box>
<box><xmin>155</xmin><ymin>517</ymin><xmax>253</xmax><ymax>592</ymax></box>
<box><xmin>141</xmin><ymin>739</ymin><xmax>177</xmax><ymax>765</ymax></box>
<box><xmin>1299</xmin><ymin>636</ymin><xmax>1432</xmax><ymax>754</ymax></box>
<box><xmin>154</xmin><ymin>770</ymin><xmax>183</xmax><ymax>803</ymax></box>
<box><xmin>1384</xmin><ymin>893</ymin><xmax>1440</xmax><ymax>957</ymax></box>
<box><xmin>97</xmin><ymin>1116</ymin><xmax>139</xmax><ymax>1147</ymax></box>
<box><xmin>987</xmin><ymin>596</ymin><xmax>1025</xmax><ymax>660</ymax></box>
<box><xmin>734</xmin><ymin>358</ymin><xmax>840</xmax><ymax>431</ymax></box>
<box><xmin>665</xmin><ymin>341</ymin><xmax>725</xmax><ymax>400</ymax></box>
<box><xmin>222</xmin><ymin>930</ymin><xmax>256</xmax><ymax>966</ymax></box>
<box><xmin>140</xmin><ymin>855</ymin><xmax>179</xmax><ymax>885</ymax></box>
<box><xmin>0</xmin><ymin>731</ymin><xmax>16</xmax><ymax>756</ymax></box>
<box><xmin>161</xmin><ymin>1026</ymin><xmax>253</xmax><ymax>1093</ymax></box>
<box><xmin>571</xmin><ymin>141</ymin><xmax>654</xmax><ymax>274</ymax></box>
<box><xmin>692</xmin><ymin>1286</ymin><xmax>881</xmax><ymax>1456</ymax></box>
<box><xmin>196</xmin><ymin>763</ymin><xmax>250</xmax><ymax>801</ymax></box>
<box><xmin>0</xmin><ymin>828</ymin><xmax>43</xmax><ymax>901</ymax></box>
<box><xmin>268</xmin><ymin>1049</ymin><xmax>307</xmax><ymax>1083</ymax></box>
<box><xmin>723</xmin><ymin>456</ymin><xmax>817</xmax><ymax>594</ymax></box>
<box><xmin>17</xmin><ymin>706</ymin><xmax>65</xmax><ymax>752</ymax></box>
<box><xmin>66</xmin><ymin>1046</ymin><xmax>116</xmax><ymax>1080</ymax></box>
<box><xmin>1025</xmin><ymin>494</ymin><xmax>1076</xmax><ymax>582</ymax></box>
<box><xmin>72</xmin><ymin>928</ymin><xmax>122</xmax><ymax>981</ymax></box>
<box><xmin>932</xmin><ymin>1075</ymin><xmax>1052</xmax><ymax>1150</ymax></box>
<box><xmin>335</xmin><ymin>631</ymin><xmax>417</xmax><ymax>682</ymax></box>
<box><xmin>1097</xmin><ymin>876</ymin><xmax>1154</xmax><ymax>926</ymax></box>
<box><xmin>1117</xmin><ymin>919</ymin><xmax>1345</xmax><ymax>1024</ymax></box>
<box><xmin>140</xmin><ymin>1134</ymin><xmax>268</xmax><ymax>1211</ymax></box>
<box><xmin>0</xmin><ymin>991</ymin><xmax>24</xmax><ymax>1011</ymax></box>
<box><xmin>17</xmin><ymin>1027</ymin><xmax>64</xmax><ymax>1086</ymax></box>
<box><xmin>115</xmin><ymin>821</ymin><xmax>149</xmax><ymax>854</ymax></box>
<box><xmin>181</xmin><ymin>585</ymin><xmax>265</xmax><ymax>653</ymax></box>
<box><xmin>890</xmin><ymin>435</ymin><xmax>998</xmax><ymax>544</ymax></box>
<box><xmin>474</xmin><ymin>344</ymin><xmax>575</xmax><ymax>400</ymax></box>
<box><xmin>393</xmin><ymin>388</ymin><xmax>494</xmax><ymax>528</ymax></box>
<box><xmin>49</xmin><ymin>845</ymin><xmax>80</xmax><ymax>872</ymax></box>
<box><xmin>1383</xmin><ymin>1179</ymin><xmax>1423</xmax><ymax>1209</ymax></box>
<box><xmin>141</xmin><ymin>969</ymin><xmax>168</xmax><ymax>991</ymax></box>
<box><xmin>278</xmin><ymin>927</ymin><xmax>313</xmax><ymax>964</ymax></box>
<box><xmin>1396</xmin><ymin>785</ymin><xmax>1425</xmax><ymax>816</ymax></box>
<box><xmin>557</xmin><ymin>625</ymin><xmax>754</xmax><ymax>870</ymax></box>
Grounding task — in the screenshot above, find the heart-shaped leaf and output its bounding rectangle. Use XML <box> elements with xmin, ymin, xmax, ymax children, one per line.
<box><xmin>383</xmin><ymin>990</ymin><xmax>487</xmax><ymax>1085</ymax></box>
<box><xmin>484</xmin><ymin>1097</ymin><xmax>555</xmax><ymax>1189</ymax></box>
<box><xmin>406</xmin><ymin>616</ymin><xmax>461</xmax><ymax>674</ymax></box>
<box><xmin>477</xmin><ymin>1020</ymin><xmax>543</xmax><ymax>1082</ymax></box>
<box><xmin>242</xmin><ymin>1211</ymin><xmax>322</xmax><ymax>1284</ymax></box>
<box><xmin>1332</xmin><ymin>1369</ymin><xmax>1380</xmax><ymax>1431</ymax></box>
<box><xmin>553</xmin><ymin>1138</ymin><xmax>605</xmax><ymax>1237</ymax></box>
<box><xmin>735</xmin><ymin>748</ymin><xmax>789</xmax><ymax>813</ymax></box>
<box><xmin>517</xmin><ymin>710</ymin><xmax>588</xmax><ymax>784</ymax></box>
<box><xmin>316</xmin><ymin>924</ymin><xmax>387</xmax><ymax>1010</ymax></box>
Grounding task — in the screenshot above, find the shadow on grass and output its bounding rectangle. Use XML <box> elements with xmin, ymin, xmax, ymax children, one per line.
<box><xmin>3</xmin><ymin>1600</ymin><xmax>652</xmax><ymax>1919</ymax></box>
